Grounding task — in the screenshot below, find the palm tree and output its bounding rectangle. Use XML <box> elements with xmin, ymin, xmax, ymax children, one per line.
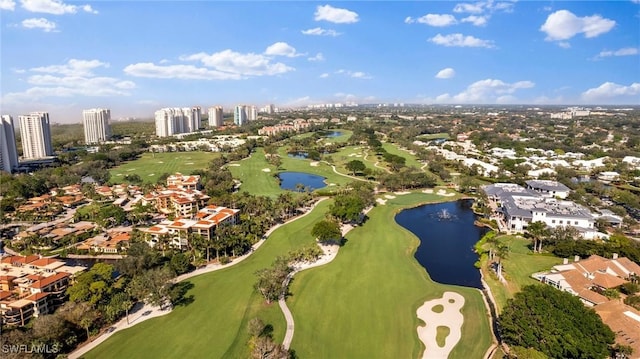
<box><xmin>495</xmin><ymin>242</ymin><xmax>510</xmax><ymax>280</ymax></box>
<box><xmin>527</xmin><ymin>221</ymin><xmax>549</xmax><ymax>253</ymax></box>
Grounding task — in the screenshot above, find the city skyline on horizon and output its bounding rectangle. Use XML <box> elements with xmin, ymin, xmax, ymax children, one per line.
<box><xmin>1</xmin><ymin>0</ymin><xmax>639</xmax><ymax>123</ymax></box>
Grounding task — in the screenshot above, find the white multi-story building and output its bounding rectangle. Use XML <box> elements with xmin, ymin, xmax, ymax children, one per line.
<box><xmin>18</xmin><ymin>112</ymin><xmax>53</xmax><ymax>160</ymax></box>
<box><xmin>482</xmin><ymin>183</ymin><xmax>604</xmax><ymax>239</ymax></box>
<box><xmin>82</xmin><ymin>108</ymin><xmax>111</xmax><ymax>144</ymax></box>
<box><xmin>0</xmin><ymin>115</ymin><xmax>19</xmax><ymax>173</ymax></box>
<box><xmin>208</xmin><ymin>106</ymin><xmax>224</xmax><ymax>127</ymax></box>
<box><xmin>190</xmin><ymin>106</ymin><xmax>201</xmax><ymax>131</ymax></box>
<box><xmin>248</xmin><ymin>106</ymin><xmax>258</xmax><ymax>121</ymax></box>
<box><xmin>155</xmin><ymin>108</ymin><xmax>200</xmax><ymax>137</ymax></box>
<box><xmin>234</xmin><ymin>105</ymin><xmax>247</xmax><ymax>126</ymax></box>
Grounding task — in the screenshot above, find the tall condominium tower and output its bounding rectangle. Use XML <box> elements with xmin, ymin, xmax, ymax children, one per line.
<box><xmin>248</xmin><ymin>106</ymin><xmax>258</xmax><ymax>121</ymax></box>
<box><xmin>234</xmin><ymin>105</ymin><xmax>247</xmax><ymax>126</ymax></box>
<box><xmin>0</xmin><ymin>115</ymin><xmax>19</xmax><ymax>172</ymax></box>
<box><xmin>191</xmin><ymin>106</ymin><xmax>202</xmax><ymax>131</ymax></box>
<box><xmin>155</xmin><ymin>107</ymin><xmax>200</xmax><ymax>137</ymax></box>
<box><xmin>18</xmin><ymin>112</ymin><xmax>53</xmax><ymax>160</ymax></box>
<box><xmin>208</xmin><ymin>106</ymin><xmax>224</xmax><ymax>127</ymax></box>
<box><xmin>82</xmin><ymin>108</ymin><xmax>111</xmax><ymax>144</ymax></box>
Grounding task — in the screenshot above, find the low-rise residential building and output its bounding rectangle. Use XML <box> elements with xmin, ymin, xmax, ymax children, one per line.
<box><xmin>77</xmin><ymin>230</ymin><xmax>131</xmax><ymax>254</ymax></box>
<box><xmin>142</xmin><ymin>204</ymin><xmax>240</xmax><ymax>249</ymax></box>
<box><xmin>533</xmin><ymin>254</ymin><xmax>640</xmax><ymax>354</ymax></box>
<box><xmin>0</xmin><ymin>256</ymin><xmax>85</xmax><ymax>326</ymax></box>
<box><xmin>166</xmin><ymin>173</ymin><xmax>200</xmax><ymax>190</ymax></box>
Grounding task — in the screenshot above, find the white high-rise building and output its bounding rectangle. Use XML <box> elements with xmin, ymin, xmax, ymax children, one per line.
<box><xmin>18</xmin><ymin>112</ymin><xmax>53</xmax><ymax>160</ymax></box>
<box><xmin>0</xmin><ymin>115</ymin><xmax>19</xmax><ymax>173</ymax></box>
<box><xmin>155</xmin><ymin>107</ymin><xmax>200</xmax><ymax>137</ymax></box>
<box><xmin>82</xmin><ymin>108</ymin><xmax>111</xmax><ymax>144</ymax></box>
<box><xmin>208</xmin><ymin>106</ymin><xmax>224</xmax><ymax>127</ymax></box>
<box><xmin>234</xmin><ymin>105</ymin><xmax>247</xmax><ymax>126</ymax></box>
<box><xmin>190</xmin><ymin>106</ymin><xmax>201</xmax><ymax>131</ymax></box>
<box><xmin>248</xmin><ymin>106</ymin><xmax>258</xmax><ymax>121</ymax></box>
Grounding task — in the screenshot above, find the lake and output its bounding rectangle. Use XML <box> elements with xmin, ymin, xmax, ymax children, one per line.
<box><xmin>395</xmin><ymin>199</ymin><xmax>487</xmax><ymax>289</ymax></box>
<box><xmin>278</xmin><ymin>172</ymin><xmax>326</xmax><ymax>191</ymax></box>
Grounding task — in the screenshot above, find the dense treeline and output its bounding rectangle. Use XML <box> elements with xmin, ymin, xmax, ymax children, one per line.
<box><xmin>499</xmin><ymin>285</ymin><xmax>615</xmax><ymax>359</ymax></box>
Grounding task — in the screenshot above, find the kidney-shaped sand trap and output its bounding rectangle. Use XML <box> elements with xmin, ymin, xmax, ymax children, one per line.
<box><xmin>416</xmin><ymin>291</ymin><xmax>465</xmax><ymax>359</ymax></box>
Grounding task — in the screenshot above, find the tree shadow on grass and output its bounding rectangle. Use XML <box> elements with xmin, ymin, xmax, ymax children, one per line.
<box><xmin>170</xmin><ymin>281</ymin><xmax>195</xmax><ymax>307</ymax></box>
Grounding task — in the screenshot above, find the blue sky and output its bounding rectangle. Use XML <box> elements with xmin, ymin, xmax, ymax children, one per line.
<box><xmin>1</xmin><ymin>0</ymin><xmax>639</xmax><ymax>123</ymax></box>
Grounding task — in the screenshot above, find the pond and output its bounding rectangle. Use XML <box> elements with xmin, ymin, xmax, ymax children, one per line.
<box><xmin>278</xmin><ymin>172</ymin><xmax>326</xmax><ymax>191</ymax></box>
<box><xmin>395</xmin><ymin>199</ymin><xmax>488</xmax><ymax>289</ymax></box>
<box><xmin>323</xmin><ymin>131</ymin><xmax>342</xmax><ymax>138</ymax></box>
<box><xmin>287</xmin><ymin>151</ymin><xmax>308</xmax><ymax>159</ymax></box>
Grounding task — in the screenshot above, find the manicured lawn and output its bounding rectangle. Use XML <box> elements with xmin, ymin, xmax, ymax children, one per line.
<box><xmin>417</xmin><ymin>132</ymin><xmax>450</xmax><ymax>140</ymax></box>
<box><xmin>330</xmin><ymin>145</ymin><xmax>378</xmax><ymax>172</ymax></box>
<box><xmin>109</xmin><ymin>152</ymin><xmax>218</xmax><ymax>184</ymax></box>
<box><xmin>480</xmin><ymin>235</ymin><xmax>563</xmax><ymax>313</ymax></box>
<box><xmin>288</xmin><ymin>192</ymin><xmax>492</xmax><ymax>358</ymax></box>
<box><xmin>322</xmin><ymin>129</ymin><xmax>352</xmax><ymax>143</ymax></box>
<box><xmin>83</xmin><ymin>200</ymin><xmax>333</xmax><ymax>359</ymax></box>
<box><xmin>227</xmin><ymin>148</ymin><xmax>282</xmax><ymax>197</ymax></box>
<box><xmin>382</xmin><ymin>142</ymin><xmax>424</xmax><ymax>169</ymax></box>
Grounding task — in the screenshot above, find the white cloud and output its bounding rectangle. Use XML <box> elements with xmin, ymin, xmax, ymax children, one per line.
<box><xmin>404</xmin><ymin>16</ymin><xmax>415</xmax><ymax>24</ymax></box>
<box><xmin>22</xmin><ymin>17</ymin><xmax>56</xmax><ymax>32</ymax></box>
<box><xmin>595</xmin><ymin>47</ymin><xmax>639</xmax><ymax>59</ymax></box>
<box><xmin>264</xmin><ymin>42</ymin><xmax>303</xmax><ymax>57</ymax></box>
<box><xmin>558</xmin><ymin>42</ymin><xmax>571</xmax><ymax>49</ymax></box>
<box><xmin>416</xmin><ymin>14</ymin><xmax>457</xmax><ymax>27</ymax></box>
<box><xmin>335</xmin><ymin>69</ymin><xmax>372</xmax><ymax>79</ymax></box>
<box><xmin>314</xmin><ymin>4</ymin><xmax>359</xmax><ymax>24</ymax></box>
<box><xmin>2</xmin><ymin>59</ymin><xmax>134</xmax><ymax>106</ymax></box>
<box><xmin>20</xmin><ymin>0</ymin><xmax>97</xmax><ymax>14</ymax></box>
<box><xmin>308</xmin><ymin>53</ymin><xmax>325</xmax><ymax>62</ymax></box>
<box><xmin>437</xmin><ymin>78</ymin><xmax>534</xmax><ymax>103</ymax></box>
<box><xmin>581</xmin><ymin>82</ymin><xmax>640</xmax><ymax>102</ymax></box>
<box><xmin>127</xmin><ymin>46</ymin><xmax>296</xmax><ymax>80</ymax></box>
<box><xmin>319</xmin><ymin>73</ymin><xmax>329</xmax><ymax>78</ymax></box>
<box><xmin>429</xmin><ymin>33</ymin><xmax>495</xmax><ymax>48</ymax></box>
<box><xmin>124</xmin><ymin>63</ymin><xmax>242</xmax><ymax>80</ymax></box>
<box><xmin>181</xmin><ymin>49</ymin><xmax>294</xmax><ymax>76</ymax></box>
<box><xmin>435</xmin><ymin>67</ymin><xmax>456</xmax><ymax>79</ymax></box>
<box><xmin>453</xmin><ymin>1</ymin><xmax>515</xmax><ymax>14</ymax></box>
<box><xmin>453</xmin><ymin>2</ymin><xmax>484</xmax><ymax>14</ymax></box>
<box><xmin>31</xmin><ymin>59</ymin><xmax>108</xmax><ymax>76</ymax></box>
<box><xmin>540</xmin><ymin>10</ymin><xmax>615</xmax><ymax>41</ymax></box>
<box><xmin>0</xmin><ymin>0</ymin><xmax>16</xmax><ymax>10</ymax></box>
<box><xmin>301</xmin><ymin>27</ymin><xmax>341</xmax><ymax>36</ymax></box>
<box><xmin>461</xmin><ymin>15</ymin><xmax>488</xmax><ymax>26</ymax></box>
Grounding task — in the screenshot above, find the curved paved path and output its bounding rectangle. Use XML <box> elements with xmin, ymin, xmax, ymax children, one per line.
<box><xmin>69</xmin><ymin>197</ymin><xmax>328</xmax><ymax>359</ymax></box>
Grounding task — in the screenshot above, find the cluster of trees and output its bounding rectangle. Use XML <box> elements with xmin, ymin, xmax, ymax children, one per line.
<box><xmin>254</xmin><ymin>256</ymin><xmax>294</xmax><ymax>304</ymax></box>
<box><xmin>247</xmin><ymin>318</ymin><xmax>289</xmax><ymax>359</ymax></box>
<box><xmin>499</xmin><ymin>285</ymin><xmax>616</xmax><ymax>359</ymax></box>
<box><xmin>379</xmin><ymin>169</ymin><xmax>438</xmax><ymax>192</ymax></box>
<box><xmin>329</xmin><ymin>182</ymin><xmax>375</xmax><ymax>223</ymax></box>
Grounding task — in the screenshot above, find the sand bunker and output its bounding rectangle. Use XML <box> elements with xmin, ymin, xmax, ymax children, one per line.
<box><xmin>384</xmin><ymin>195</ymin><xmax>396</xmax><ymax>199</ymax></box>
<box><xmin>185</xmin><ymin>162</ymin><xmax>194</xmax><ymax>165</ymax></box>
<box><xmin>227</xmin><ymin>163</ymin><xmax>241</xmax><ymax>167</ymax></box>
<box><xmin>437</xmin><ymin>189</ymin><xmax>455</xmax><ymax>197</ymax></box>
<box><xmin>262</xmin><ymin>168</ymin><xmax>271</xmax><ymax>172</ymax></box>
<box><xmin>416</xmin><ymin>292</ymin><xmax>465</xmax><ymax>359</ymax></box>
<box><xmin>394</xmin><ymin>191</ymin><xmax>410</xmax><ymax>195</ymax></box>
<box><xmin>126</xmin><ymin>169</ymin><xmax>136</xmax><ymax>171</ymax></box>
<box><xmin>376</xmin><ymin>198</ymin><xmax>387</xmax><ymax>205</ymax></box>
<box><xmin>423</xmin><ymin>189</ymin><xmax>434</xmax><ymax>194</ymax></box>
<box><xmin>310</xmin><ymin>161</ymin><xmax>319</xmax><ymax>167</ymax></box>
<box><xmin>148</xmin><ymin>174</ymin><xmax>155</xmax><ymax>176</ymax></box>
<box><xmin>329</xmin><ymin>183</ymin><xmax>336</xmax><ymax>186</ymax></box>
